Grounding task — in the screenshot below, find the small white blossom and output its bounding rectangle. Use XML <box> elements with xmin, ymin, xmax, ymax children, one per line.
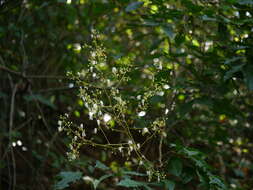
<box><xmin>118</xmin><ymin>147</ymin><xmax>123</xmax><ymax>153</ymax></box>
<box><xmin>103</xmin><ymin>113</ymin><xmax>111</xmax><ymax>123</ymax></box>
<box><xmin>128</xmin><ymin>140</ymin><xmax>133</xmax><ymax>145</ymax></box>
<box><xmin>153</xmin><ymin>58</ymin><xmax>159</xmax><ymax>63</ymax></box>
<box><xmin>91</xmin><ymin>52</ymin><xmax>96</xmax><ymax>57</ymax></box>
<box><xmin>156</xmin><ymin>91</ymin><xmax>164</xmax><ymax>96</ymax></box>
<box><xmin>17</xmin><ymin>140</ymin><xmax>22</xmax><ymax>146</ymax></box>
<box><xmin>138</xmin><ymin>111</ymin><xmax>146</xmax><ymax>117</ymax></box>
<box><xmin>58</xmin><ymin>120</ymin><xmax>62</xmax><ymax>126</ymax></box>
<box><xmin>89</xmin><ymin>111</ymin><xmax>95</xmax><ymax>120</ymax></box>
<box><xmin>142</xmin><ymin>127</ymin><xmax>149</xmax><ymax>135</ymax></box>
<box><xmin>163</xmin><ymin>84</ymin><xmax>170</xmax><ymax>89</ymax></box>
<box><xmin>83</xmin><ymin>176</ymin><xmax>93</xmax><ymax>182</ymax></box>
<box><xmin>112</xmin><ymin>67</ymin><xmax>117</xmax><ymax>74</ymax></box>
<box><xmin>12</xmin><ymin>142</ymin><xmax>16</xmax><ymax>147</ymax></box>
<box><xmin>68</xmin><ymin>83</ymin><xmax>74</xmax><ymax>88</ymax></box>
<box><xmin>22</xmin><ymin>146</ymin><xmax>28</xmax><ymax>151</ymax></box>
<box><xmin>93</xmin><ymin>128</ymin><xmax>97</xmax><ymax>134</ymax></box>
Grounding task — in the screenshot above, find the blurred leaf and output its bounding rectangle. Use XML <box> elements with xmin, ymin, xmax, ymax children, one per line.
<box><xmin>243</xmin><ymin>64</ymin><xmax>253</xmax><ymax>90</ymax></box>
<box><xmin>167</xmin><ymin>157</ymin><xmax>183</xmax><ymax>177</ymax></box>
<box><xmin>125</xmin><ymin>1</ymin><xmax>144</xmax><ymax>12</ymax></box>
<box><xmin>163</xmin><ymin>180</ymin><xmax>175</xmax><ymax>190</ymax></box>
<box><xmin>55</xmin><ymin>171</ymin><xmax>82</xmax><ymax>190</ymax></box>
<box><xmin>117</xmin><ymin>178</ymin><xmax>150</xmax><ymax>189</ymax></box>
<box><xmin>24</xmin><ymin>94</ymin><xmax>57</xmax><ymax>109</ymax></box>
<box><xmin>163</xmin><ymin>25</ymin><xmax>175</xmax><ymax>39</ymax></box>
<box><xmin>224</xmin><ymin>64</ymin><xmax>245</xmax><ymax>81</ymax></box>
<box><xmin>122</xmin><ymin>171</ymin><xmax>147</xmax><ymax>176</ymax></box>
<box><xmin>92</xmin><ymin>174</ymin><xmax>113</xmax><ymax>190</ymax></box>
<box><xmin>95</xmin><ymin>160</ymin><xmax>110</xmax><ymax>170</ymax></box>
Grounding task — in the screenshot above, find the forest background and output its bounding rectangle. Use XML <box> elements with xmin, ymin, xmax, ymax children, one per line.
<box><xmin>0</xmin><ymin>0</ymin><xmax>253</xmax><ymax>189</ymax></box>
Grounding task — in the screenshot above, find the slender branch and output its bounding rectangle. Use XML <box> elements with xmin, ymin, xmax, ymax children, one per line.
<box><xmin>9</xmin><ymin>84</ymin><xmax>18</xmax><ymax>190</ymax></box>
<box><xmin>0</xmin><ymin>65</ymin><xmax>68</xmax><ymax>79</ymax></box>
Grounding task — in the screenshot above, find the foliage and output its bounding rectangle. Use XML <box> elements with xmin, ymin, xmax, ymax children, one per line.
<box><xmin>1</xmin><ymin>0</ymin><xmax>253</xmax><ymax>190</ymax></box>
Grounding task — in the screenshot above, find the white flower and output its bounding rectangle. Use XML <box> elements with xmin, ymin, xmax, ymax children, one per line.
<box><xmin>58</xmin><ymin>120</ymin><xmax>62</xmax><ymax>126</ymax></box>
<box><xmin>118</xmin><ymin>147</ymin><xmax>123</xmax><ymax>153</ymax></box>
<box><xmin>138</xmin><ymin>111</ymin><xmax>146</xmax><ymax>117</ymax></box>
<box><xmin>153</xmin><ymin>58</ymin><xmax>159</xmax><ymax>63</ymax></box>
<box><xmin>112</xmin><ymin>67</ymin><xmax>117</xmax><ymax>74</ymax></box>
<box><xmin>93</xmin><ymin>128</ymin><xmax>97</xmax><ymax>134</ymax></box>
<box><xmin>163</xmin><ymin>84</ymin><xmax>170</xmax><ymax>89</ymax></box>
<box><xmin>91</xmin><ymin>52</ymin><xmax>96</xmax><ymax>57</ymax></box>
<box><xmin>17</xmin><ymin>140</ymin><xmax>22</xmax><ymax>146</ymax></box>
<box><xmin>68</xmin><ymin>83</ymin><xmax>74</xmax><ymax>88</ymax></box>
<box><xmin>83</xmin><ymin>176</ymin><xmax>93</xmax><ymax>182</ymax></box>
<box><xmin>89</xmin><ymin>111</ymin><xmax>95</xmax><ymax>120</ymax></box>
<box><xmin>156</xmin><ymin>91</ymin><xmax>164</xmax><ymax>96</ymax></box>
<box><xmin>12</xmin><ymin>142</ymin><xmax>16</xmax><ymax>147</ymax></box>
<box><xmin>58</xmin><ymin>126</ymin><xmax>63</xmax><ymax>132</ymax></box>
<box><xmin>128</xmin><ymin>140</ymin><xmax>133</xmax><ymax>145</ymax></box>
<box><xmin>103</xmin><ymin>113</ymin><xmax>111</xmax><ymax>123</ymax></box>
<box><xmin>142</xmin><ymin>127</ymin><xmax>149</xmax><ymax>135</ymax></box>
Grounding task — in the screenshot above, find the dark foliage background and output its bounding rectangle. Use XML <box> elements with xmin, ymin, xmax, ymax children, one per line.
<box><xmin>0</xmin><ymin>0</ymin><xmax>253</xmax><ymax>189</ymax></box>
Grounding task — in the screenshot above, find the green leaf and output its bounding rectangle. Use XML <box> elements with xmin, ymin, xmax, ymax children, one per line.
<box><xmin>181</xmin><ymin>170</ymin><xmax>194</xmax><ymax>184</ymax></box>
<box><xmin>117</xmin><ymin>178</ymin><xmax>146</xmax><ymax>188</ymax></box>
<box><xmin>92</xmin><ymin>174</ymin><xmax>113</xmax><ymax>190</ymax></box>
<box><xmin>163</xmin><ymin>180</ymin><xmax>175</xmax><ymax>190</ymax></box>
<box><xmin>55</xmin><ymin>171</ymin><xmax>82</xmax><ymax>190</ymax></box>
<box><xmin>122</xmin><ymin>171</ymin><xmax>147</xmax><ymax>176</ymax></box>
<box><xmin>162</xmin><ymin>25</ymin><xmax>175</xmax><ymax>39</ymax></box>
<box><xmin>95</xmin><ymin>160</ymin><xmax>110</xmax><ymax>170</ymax></box>
<box><xmin>24</xmin><ymin>94</ymin><xmax>57</xmax><ymax>109</ymax></box>
<box><xmin>243</xmin><ymin>64</ymin><xmax>253</xmax><ymax>90</ymax></box>
<box><xmin>224</xmin><ymin>64</ymin><xmax>245</xmax><ymax>81</ymax></box>
<box><xmin>238</xmin><ymin>0</ymin><xmax>253</xmax><ymax>5</ymax></box>
<box><xmin>167</xmin><ymin>157</ymin><xmax>183</xmax><ymax>177</ymax></box>
<box><xmin>125</xmin><ymin>1</ymin><xmax>144</xmax><ymax>12</ymax></box>
<box><xmin>209</xmin><ymin>175</ymin><xmax>227</xmax><ymax>189</ymax></box>
<box><xmin>202</xmin><ymin>15</ymin><xmax>217</xmax><ymax>21</ymax></box>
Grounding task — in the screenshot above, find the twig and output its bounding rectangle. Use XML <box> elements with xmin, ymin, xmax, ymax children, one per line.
<box><xmin>9</xmin><ymin>84</ymin><xmax>18</xmax><ymax>190</ymax></box>
<box><xmin>0</xmin><ymin>65</ymin><xmax>68</xmax><ymax>79</ymax></box>
<box><xmin>158</xmin><ymin>136</ymin><xmax>163</xmax><ymax>167</ymax></box>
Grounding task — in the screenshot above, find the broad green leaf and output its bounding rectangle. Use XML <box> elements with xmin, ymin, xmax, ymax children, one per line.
<box><xmin>163</xmin><ymin>180</ymin><xmax>175</xmax><ymax>190</ymax></box>
<box><xmin>117</xmin><ymin>178</ymin><xmax>146</xmax><ymax>188</ymax></box>
<box><xmin>24</xmin><ymin>94</ymin><xmax>57</xmax><ymax>109</ymax></box>
<box><xmin>209</xmin><ymin>175</ymin><xmax>227</xmax><ymax>189</ymax></box>
<box><xmin>224</xmin><ymin>64</ymin><xmax>245</xmax><ymax>81</ymax></box>
<box><xmin>238</xmin><ymin>0</ymin><xmax>253</xmax><ymax>5</ymax></box>
<box><xmin>55</xmin><ymin>171</ymin><xmax>82</xmax><ymax>190</ymax></box>
<box><xmin>162</xmin><ymin>25</ymin><xmax>175</xmax><ymax>39</ymax></box>
<box><xmin>181</xmin><ymin>169</ymin><xmax>194</xmax><ymax>184</ymax></box>
<box><xmin>167</xmin><ymin>157</ymin><xmax>183</xmax><ymax>177</ymax></box>
<box><xmin>95</xmin><ymin>160</ymin><xmax>109</xmax><ymax>170</ymax></box>
<box><xmin>92</xmin><ymin>174</ymin><xmax>113</xmax><ymax>190</ymax></box>
<box><xmin>125</xmin><ymin>1</ymin><xmax>144</xmax><ymax>12</ymax></box>
<box><xmin>122</xmin><ymin>171</ymin><xmax>147</xmax><ymax>176</ymax></box>
<box><xmin>243</xmin><ymin>64</ymin><xmax>253</xmax><ymax>90</ymax></box>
